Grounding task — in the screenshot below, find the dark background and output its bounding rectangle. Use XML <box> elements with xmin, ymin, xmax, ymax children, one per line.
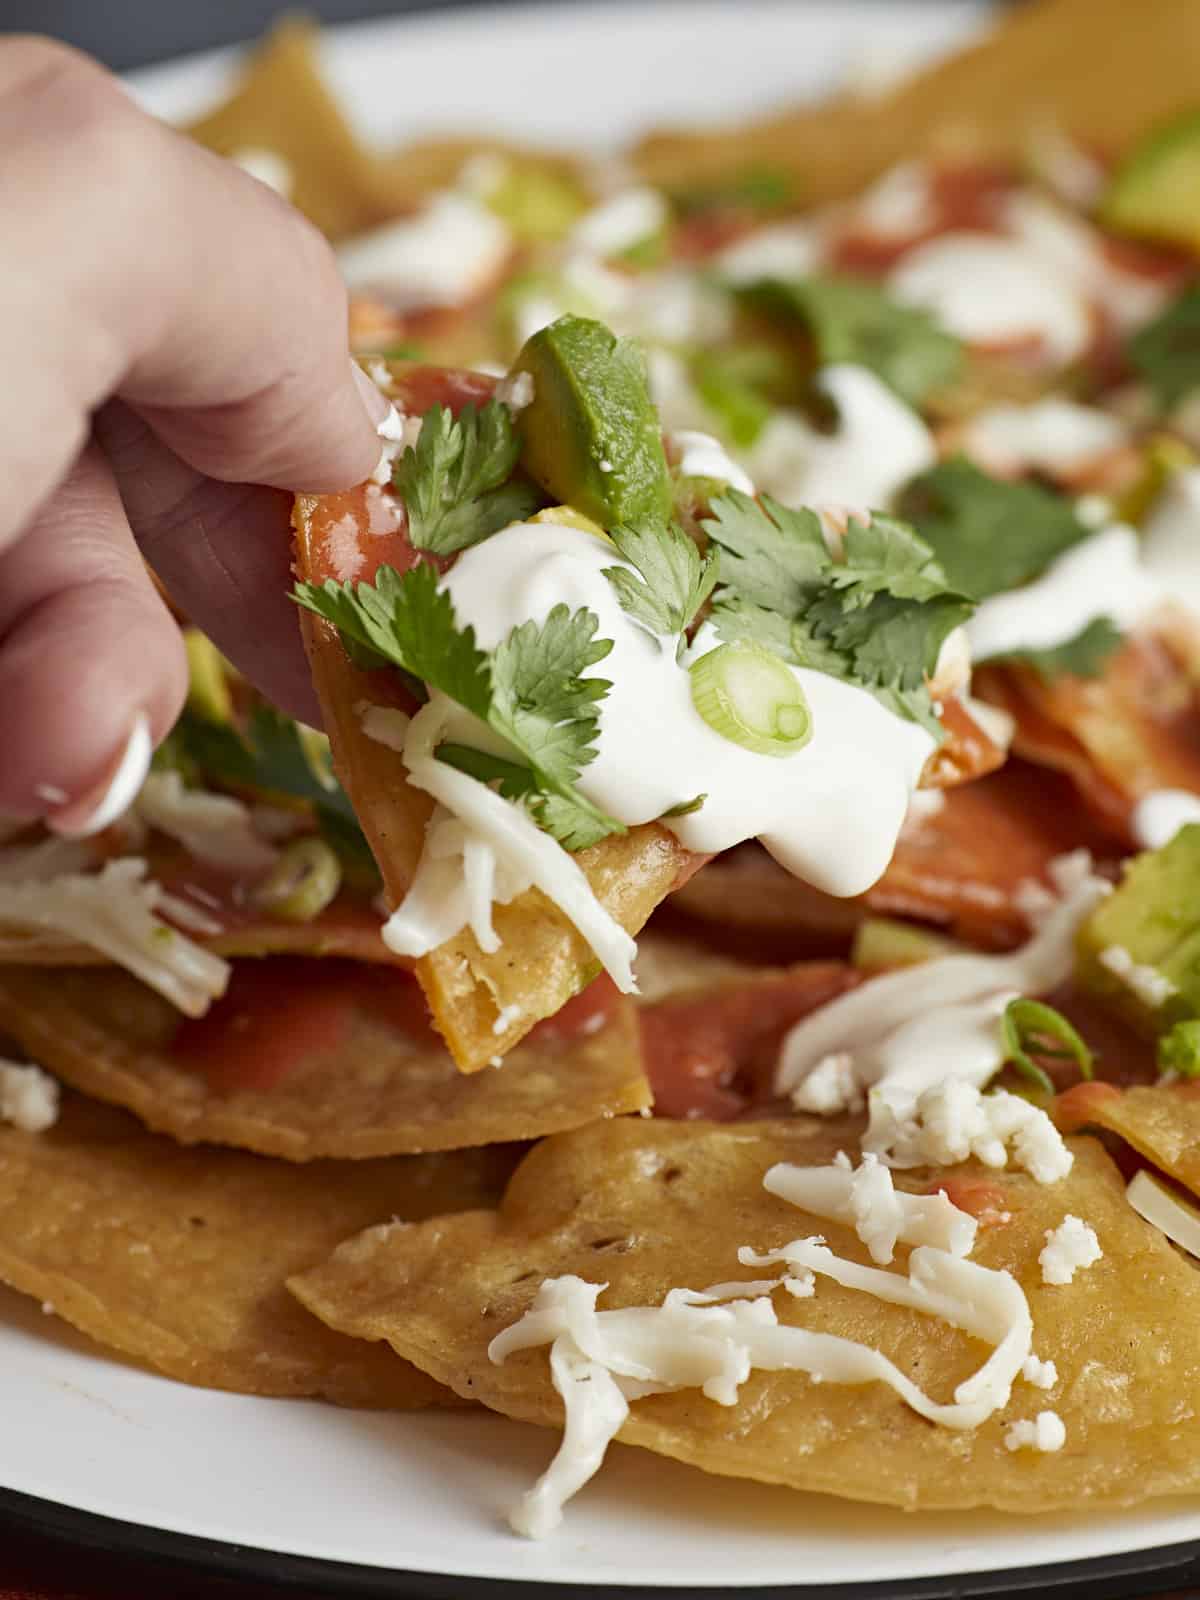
<box><xmin>0</xmin><ymin>0</ymin><xmax>481</xmax><ymax>71</ymax></box>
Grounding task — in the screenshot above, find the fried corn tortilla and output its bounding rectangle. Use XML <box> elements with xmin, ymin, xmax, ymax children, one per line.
<box><xmin>294</xmin><ymin>364</ymin><xmax>699</xmax><ymax>1074</ymax></box>
<box><xmin>633</xmin><ymin>0</ymin><xmax>1200</xmax><ymax>202</ymax></box>
<box><xmin>1056</xmin><ymin>1081</ymin><xmax>1200</xmax><ymax>1196</ymax></box>
<box><xmin>186</xmin><ymin>19</ymin><xmax>399</xmax><ymax>241</ymax></box>
<box><xmin>292</xmin><ymin>1116</ymin><xmax>1200</xmax><ymax>1511</ymax></box>
<box><xmin>0</xmin><ymin>960</ymin><xmax>648</xmax><ymax>1161</ymax></box>
<box><xmin>0</xmin><ymin>1092</ymin><xmax>509</xmax><ymax>1405</ymax></box>
<box><xmin>974</xmin><ymin>629</ymin><xmax>1200</xmax><ymax>845</ymax></box>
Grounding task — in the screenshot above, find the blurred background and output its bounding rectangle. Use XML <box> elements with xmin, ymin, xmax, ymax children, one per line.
<box><xmin>0</xmin><ymin>0</ymin><xmax>477</xmax><ymax>70</ymax></box>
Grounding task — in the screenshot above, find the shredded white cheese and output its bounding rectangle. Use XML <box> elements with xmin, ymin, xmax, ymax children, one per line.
<box><xmin>0</xmin><ymin>1059</ymin><xmax>59</xmax><ymax>1133</ymax></box>
<box><xmin>567</xmin><ymin>187</ymin><xmax>667</xmax><ymax>258</ymax></box>
<box><xmin>1039</xmin><ymin>1215</ymin><xmax>1102</xmax><ymax>1285</ymax></box>
<box><xmin>384</xmin><ymin>704</ymin><xmax>637</xmax><ymax>991</ymax></box>
<box><xmin>1004</xmin><ymin>1411</ymin><xmax>1066</xmax><ymax>1453</ymax></box>
<box><xmin>134</xmin><ymin>772</ymin><xmax>278</xmax><ymax>876</ymax></box>
<box><xmin>778</xmin><ymin>862</ymin><xmax>1106</xmax><ymax>1182</ymax></box>
<box><xmin>491</xmin><ymin>1158</ymin><xmax>1032</xmax><ymax>1536</ymax></box>
<box><xmin>0</xmin><ymin>859</ymin><xmax>229</xmax><ymax>1017</ymax></box>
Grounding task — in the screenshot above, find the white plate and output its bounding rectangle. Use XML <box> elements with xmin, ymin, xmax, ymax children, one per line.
<box><xmin>5</xmin><ymin>3</ymin><xmax>1199</xmax><ymax>1590</ymax></box>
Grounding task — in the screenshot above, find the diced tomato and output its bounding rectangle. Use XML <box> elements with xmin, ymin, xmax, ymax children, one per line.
<box><xmin>924</xmin><ymin>1175</ymin><xmax>1012</xmax><ymax>1225</ymax></box>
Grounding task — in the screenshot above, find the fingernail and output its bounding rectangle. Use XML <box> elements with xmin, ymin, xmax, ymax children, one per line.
<box><xmin>46</xmin><ymin>712</ymin><xmax>152</xmax><ymax>838</ymax></box>
<box><xmin>351</xmin><ymin>362</ymin><xmax>393</xmax><ymax>427</ymax></box>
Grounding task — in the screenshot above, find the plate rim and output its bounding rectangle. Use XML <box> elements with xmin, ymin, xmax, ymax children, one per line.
<box><xmin>3</xmin><ymin>1484</ymin><xmax>1200</xmax><ymax>1599</ymax></box>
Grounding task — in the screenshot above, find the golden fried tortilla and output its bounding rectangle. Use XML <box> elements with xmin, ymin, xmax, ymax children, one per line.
<box><xmin>634</xmin><ymin>0</ymin><xmax>1200</xmax><ymax>203</ymax></box>
<box><xmin>0</xmin><ymin>959</ymin><xmax>648</xmax><ymax>1161</ymax></box>
<box><xmin>0</xmin><ymin>1093</ymin><xmax>509</xmax><ymax>1405</ymax></box>
<box><xmin>293</xmin><ymin>1117</ymin><xmax>1200</xmax><ymax>1512</ymax></box>
<box><xmin>1056</xmin><ymin>1081</ymin><xmax>1200</xmax><ymax>1196</ymax></box>
<box><xmin>187</xmin><ymin>19</ymin><xmax>398</xmax><ymax>241</ymax></box>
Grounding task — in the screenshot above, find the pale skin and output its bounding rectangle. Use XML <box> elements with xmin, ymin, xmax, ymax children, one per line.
<box><xmin>0</xmin><ymin>37</ymin><xmax>389</xmax><ymax>833</ymax></box>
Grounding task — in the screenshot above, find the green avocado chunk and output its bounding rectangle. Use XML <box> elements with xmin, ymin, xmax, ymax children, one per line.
<box><xmin>510</xmin><ymin>315</ymin><xmax>671</xmax><ymax>530</ymax></box>
<box><xmin>1101</xmin><ymin>108</ymin><xmax>1200</xmax><ymax>251</ymax></box>
<box><xmin>1076</xmin><ymin>824</ymin><xmax>1200</xmax><ymax>1034</ymax></box>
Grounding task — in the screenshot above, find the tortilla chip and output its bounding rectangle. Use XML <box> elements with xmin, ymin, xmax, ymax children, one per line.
<box><xmin>1056</xmin><ymin>1082</ymin><xmax>1200</xmax><ymax>1196</ymax></box>
<box><xmin>293</xmin><ymin>365</ymin><xmax>698</xmax><ymax>1073</ymax></box>
<box><xmin>293</xmin><ymin>1117</ymin><xmax>1200</xmax><ymax>1511</ymax></box>
<box><xmin>0</xmin><ymin>1092</ymin><xmax>508</xmax><ymax>1405</ymax></box>
<box><xmin>0</xmin><ymin>960</ymin><xmax>648</xmax><ymax>1161</ymax></box>
<box><xmin>638</xmin><ymin>962</ymin><xmax>857</xmax><ymax>1119</ymax></box>
<box><xmin>186</xmin><ymin>19</ymin><xmax>397</xmax><ymax>241</ymax></box>
<box><xmin>975</xmin><ymin>628</ymin><xmax>1200</xmax><ymax>844</ymax></box>
<box><xmin>673</xmin><ymin>761</ymin><xmax>1127</xmax><ymax>952</ymax></box>
<box><xmin>634</xmin><ymin>0</ymin><xmax>1200</xmax><ymax>203</ymax></box>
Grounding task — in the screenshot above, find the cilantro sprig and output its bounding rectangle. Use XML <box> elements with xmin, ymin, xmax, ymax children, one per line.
<box><xmin>394</xmin><ymin>400</ymin><xmax>542</xmax><ymax>555</ymax></box>
<box><xmin>896</xmin><ymin>457</ymin><xmax>1091</xmax><ymax>602</ymax></box>
<box><xmin>603</xmin><ymin>522</ymin><xmax>717</xmax><ymax>652</ymax></box>
<box><xmin>293</xmin><ymin>563</ymin><xmax>623</xmax><ymax>851</ymax></box>
<box><xmin>1126</xmin><ymin>281</ymin><xmax>1200</xmax><ymax>413</ymax></box>
<box><xmin>737</xmin><ymin>275</ymin><xmax>964</xmax><ymax>408</ymax></box>
<box><xmin>702</xmin><ymin>492</ymin><xmax>972</xmax><ymax>739</ymax></box>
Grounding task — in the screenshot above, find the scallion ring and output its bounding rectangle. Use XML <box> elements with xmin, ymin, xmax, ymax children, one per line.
<box><xmin>252</xmin><ymin>837</ymin><xmax>342</xmax><ymax>922</ymax></box>
<box><xmin>689</xmin><ymin>641</ymin><xmax>812</xmax><ymax>757</ymax></box>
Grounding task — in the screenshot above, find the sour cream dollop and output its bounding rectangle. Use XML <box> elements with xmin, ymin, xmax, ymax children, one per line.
<box><xmin>436</xmin><ymin>520</ymin><xmax>935</xmax><ymax>897</ymax></box>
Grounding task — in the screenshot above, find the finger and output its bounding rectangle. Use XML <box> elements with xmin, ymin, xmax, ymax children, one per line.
<box><xmin>95</xmin><ymin>400</ymin><xmax>323</xmax><ymax>726</ymax></box>
<box><xmin>0</xmin><ymin>36</ymin><xmax>386</xmax><ymax>558</ymax></box>
<box><xmin>0</xmin><ymin>441</ymin><xmax>186</xmax><ymax>828</ymax></box>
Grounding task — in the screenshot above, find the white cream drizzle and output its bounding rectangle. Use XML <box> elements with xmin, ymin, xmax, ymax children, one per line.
<box><xmin>1130</xmin><ymin>790</ymin><xmax>1200</xmax><ymax>851</ymax></box>
<box><xmin>490</xmin><ymin>1154</ymin><xmax>1033</xmax><ymax>1537</ymax></box>
<box><xmin>1141</xmin><ymin>467</ymin><xmax>1200</xmax><ymax>617</ymax></box>
<box><xmin>962</xmin><ymin>400</ymin><xmax>1127</xmax><ymax>478</ymax></box>
<box><xmin>715</xmin><ymin>219</ymin><xmax>826</xmax><ymax>284</ymax></box>
<box><xmin>337</xmin><ymin>192</ymin><xmax>510</xmax><ymax>309</ymax></box>
<box><xmin>568</xmin><ymin>187</ymin><xmax>667</xmax><ymax>258</ymax></box>
<box><xmin>745</xmin><ymin>363</ymin><xmax>936</xmax><ymax>515</ymax></box>
<box><xmin>667</xmin><ymin>429</ymin><xmax>754</xmax><ymax>493</ymax></box>
<box><xmin>965</xmin><ymin>524</ymin><xmax>1162</xmax><ymax>663</ymax></box>
<box><xmin>888</xmin><ymin>232</ymin><xmax>1090</xmax><ymax>365</ymax></box>
<box><xmin>777</xmin><ymin>860</ymin><xmax>1108</xmax><ymax>1177</ymax></box>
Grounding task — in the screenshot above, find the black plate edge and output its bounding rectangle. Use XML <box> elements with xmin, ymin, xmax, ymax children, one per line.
<box><xmin>2</xmin><ymin>1486</ymin><xmax>1199</xmax><ymax>1600</ymax></box>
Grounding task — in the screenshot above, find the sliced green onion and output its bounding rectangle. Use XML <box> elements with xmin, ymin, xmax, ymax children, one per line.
<box><xmin>689</xmin><ymin>642</ymin><xmax>812</xmax><ymax>758</ymax></box>
<box><xmin>253</xmin><ymin>838</ymin><xmax>342</xmax><ymax>923</ymax></box>
<box><xmin>1001</xmin><ymin>997</ymin><xmax>1094</xmax><ymax>1096</ymax></box>
<box><xmin>296</xmin><ymin>726</ymin><xmax>339</xmax><ymax>793</ymax></box>
<box><xmin>1158</xmin><ymin>1019</ymin><xmax>1200</xmax><ymax>1077</ymax></box>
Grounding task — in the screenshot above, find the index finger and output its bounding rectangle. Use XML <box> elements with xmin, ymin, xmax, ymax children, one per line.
<box><xmin>0</xmin><ymin>36</ymin><xmax>387</xmax><ymax>556</ymax></box>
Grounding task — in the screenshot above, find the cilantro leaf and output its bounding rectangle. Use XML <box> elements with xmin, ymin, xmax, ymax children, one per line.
<box><xmin>603</xmin><ymin>522</ymin><xmax>717</xmax><ymax>647</ymax></box>
<box><xmin>738</xmin><ymin>275</ymin><xmax>964</xmax><ymax>407</ymax></box>
<box><xmin>896</xmin><ymin>457</ymin><xmax>1090</xmax><ymax>601</ymax></box>
<box><xmin>986</xmin><ymin>615</ymin><xmax>1124</xmax><ymax>680</ymax></box>
<box><xmin>1126</xmin><ymin>281</ymin><xmax>1200</xmax><ymax>412</ymax></box>
<box><xmin>395</xmin><ymin>401</ymin><xmax>541</xmax><ymax>555</ymax></box>
<box><xmin>702</xmin><ymin>491</ymin><xmax>828</xmax><ymax>612</ymax></box>
<box><xmin>703</xmin><ymin>491</ymin><xmax>972</xmax><ymax>739</ymax></box>
<box><xmin>294</xmin><ymin>566</ymin><xmax>624</xmax><ymax>851</ymax></box>
<box><xmin>295</xmin><ymin>562</ymin><xmax>493</xmax><ymax>719</ymax></box>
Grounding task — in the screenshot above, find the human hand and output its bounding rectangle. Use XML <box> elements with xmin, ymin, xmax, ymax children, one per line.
<box><xmin>0</xmin><ymin>37</ymin><xmax>389</xmax><ymax>834</ymax></box>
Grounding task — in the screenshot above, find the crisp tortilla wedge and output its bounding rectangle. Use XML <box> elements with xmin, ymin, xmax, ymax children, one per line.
<box><xmin>673</xmin><ymin>761</ymin><xmax>1127</xmax><ymax>951</ymax></box>
<box><xmin>186</xmin><ymin>19</ymin><xmax>399</xmax><ymax>241</ymax></box>
<box><xmin>633</xmin><ymin>0</ymin><xmax>1200</xmax><ymax>203</ymax></box>
<box><xmin>1056</xmin><ymin>1081</ymin><xmax>1200</xmax><ymax>1197</ymax></box>
<box><xmin>0</xmin><ymin>1092</ymin><xmax>508</xmax><ymax>1405</ymax></box>
<box><xmin>292</xmin><ymin>1117</ymin><xmax>1200</xmax><ymax>1511</ymax></box>
<box><xmin>0</xmin><ymin>959</ymin><xmax>648</xmax><ymax>1161</ymax></box>
<box><xmin>293</xmin><ymin>364</ymin><xmax>699</xmax><ymax>1073</ymax></box>
<box><xmin>297</xmin><ymin>364</ymin><xmax>1004</xmax><ymax>1072</ymax></box>
<box><xmin>975</xmin><ymin>626</ymin><xmax>1200</xmax><ymax>844</ymax></box>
